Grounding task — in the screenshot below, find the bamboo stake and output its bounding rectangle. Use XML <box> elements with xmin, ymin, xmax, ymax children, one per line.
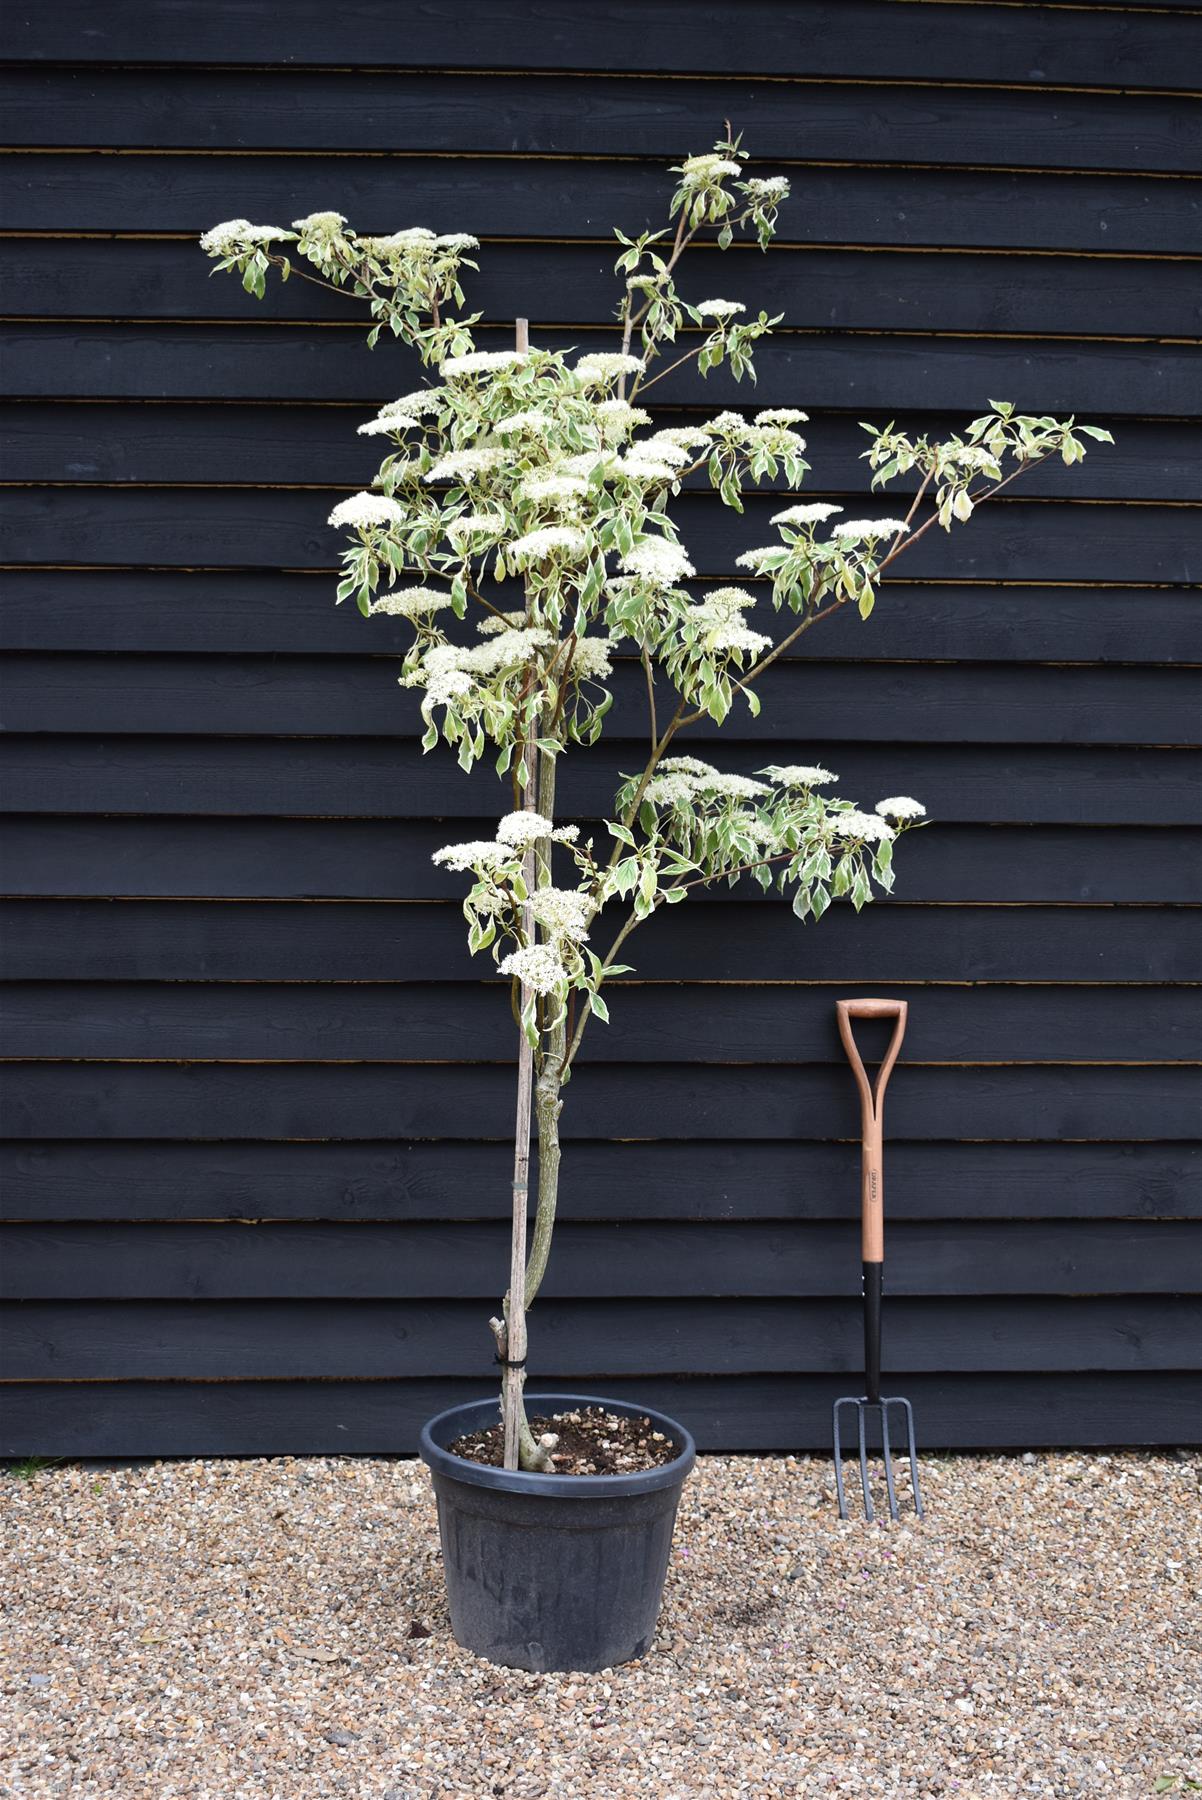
<box><xmin>495</xmin><ymin>319</ymin><xmax>534</xmax><ymax>1472</ymax></box>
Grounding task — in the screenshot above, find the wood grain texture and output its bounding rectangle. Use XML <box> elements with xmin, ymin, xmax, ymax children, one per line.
<box><xmin>9</xmin><ymin>240</ymin><xmax>1200</xmax><ymax>339</ymax></box>
<box><xmin>7</xmin><ymin>2</ymin><xmax>1198</xmax><ymax>90</ymax></box>
<box><xmin>5</xmin><ymin>69</ymin><xmax>1199</xmax><ymax>173</ymax></box>
<box><xmin>5</xmin><ymin>817</ymin><xmax>1198</xmax><ymax>904</ymax></box>
<box><xmin>3</xmin><ymin>1373</ymin><xmax>1195</xmax><ymax>1458</ymax></box>
<box><xmin>5</xmin><ymin>1139</ymin><xmax>1197</xmax><ymax>1224</ymax></box>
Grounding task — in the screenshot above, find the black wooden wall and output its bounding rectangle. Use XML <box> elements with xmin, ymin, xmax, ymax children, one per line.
<box><xmin>2</xmin><ymin>2</ymin><xmax>1200</xmax><ymax>1456</ymax></box>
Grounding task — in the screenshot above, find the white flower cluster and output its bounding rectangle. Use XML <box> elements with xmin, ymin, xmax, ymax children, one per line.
<box><xmin>520</xmin><ymin>471</ymin><xmax>590</xmax><ymax>506</ymax></box>
<box><xmin>831</xmin><ymin>518</ymin><xmax>910</xmax><ymax>542</ymax></box>
<box><xmin>695</xmin><ymin>299</ymin><xmax>746</xmax><ymax>319</ymax></box>
<box><xmin>647</xmin><ymin>758</ymin><xmax>770</xmax><ymax>804</ymax></box>
<box><xmin>595</xmin><ymin>399</ymin><xmax>651</xmax><ymax>436</ymax></box>
<box><xmin>424</xmin><ymin>447</ymin><xmax>507</xmax><ymax>484</ymax></box>
<box><xmin>499</xmin><ymin>943</ymin><xmax>568</xmax><ymax>996</ymax></box>
<box><xmin>876</xmin><ymin>795</ymin><xmax>926</xmax><ymax>821</ymax></box>
<box><xmin>447</xmin><ymin>511</ymin><xmax>506</xmax><ymax>544</ymax></box>
<box><xmin>357</xmin><ymin>412</ymin><xmax>420</xmax><ymax>437</ymax></box>
<box><xmin>367</xmin><ymin>587</ymin><xmax>454</xmax><ymax>617</ymax></box>
<box><xmin>678</xmin><ymin>153</ymin><xmax>743</xmax><ymax>184</ymax></box>
<box><xmin>744</xmin><ymin>176</ymin><xmax>790</xmax><ymax>201</ymax></box>
<box><xmin>496</xmin><ymin>409</ymin><xmax>553</xmax><ymax>438</ymax></box>
<box><xmin>569</xmin><ymin>636</ymin><xmax>616</xmax><ymax>680</ymax></box>
<box><xmin>756</xmin><ymin>409</ymin><xmax>808</xmax><ymax>426</ymax></box>
<box><xmin>328</xmin><ymin>492</ymin><xmax>403</xmax><ymax>530</ymax></box>
<box><xmin>432</xmin><ymin>840</ymin><xmax>514</xmax><ymax>872</ymax></box>
<box><xmin>618</xmin><ymin>449</ymin><xmax>682</xmax><ymax>484</ymax></box>
<box><xmin>440</xmin><ymin>349</ymin><xmax>528</xmax><ymax>379</ymax></box>
<box><xmin>292</xmin><ymin>210</ymin><xmax>347</xmax><ymax>236</ymax></box>
<box><xmin>384</xmin><ymin>391</ymin><xmax>445</xmax><ymax>419</ymax></box>
<box><xmin>619</xmin><ymin>539</ymin><xmax>695</xmax><ymax>586</ymax></box>
<box><xmin>650</xmin><ymin>426</ymin><xmax>711</xmax><ymax>453</ymax></box>
<box><xmin>199</xmin><ymin>218</ymin><xmax>291</xmax><ymax>256</ymax></box>
<box><xmin>497</xmin><ymin>810</ymin><xmax>556</xmax><ymax>847</ymax></box>
<box><xmin>575</xmin><ymin>352</ymin><xmax>645</xmax><ymax>384</ymax></box>
<box><xmin>761</xmin><ymin>763</ymin><xmax>837</xmax><ymax>788</ymax></box>
<box><xmin>529</xmin><ymin>886</ymin><xmax>591</xmax><ymax>943</ymax></box>
<box><xmin>771</xmin><ymin>503</ymin><xmax>842</xmax><ymax>527</ymax></box>
<box><xmin>832</xmin><ymin>810</ymin><xmax>895</xmax><ymax>843</ymax></box>
<box><xmin>508</xmin><ymin>526</ymin><xmax>590</xmax><ymax>566</ymax></box>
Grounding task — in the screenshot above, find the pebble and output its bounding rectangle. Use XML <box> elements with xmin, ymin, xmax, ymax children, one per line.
<box><xmin>1</xmin><ymin>1450</ymin><xmax>1197</xmax><ymax>1796</ymax></box>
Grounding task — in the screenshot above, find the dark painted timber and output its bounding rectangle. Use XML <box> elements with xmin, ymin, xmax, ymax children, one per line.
<box><xmin>2</xmin><ymin>4</ymin><xmax>1199</xmax><ymax>1451</ymax></box>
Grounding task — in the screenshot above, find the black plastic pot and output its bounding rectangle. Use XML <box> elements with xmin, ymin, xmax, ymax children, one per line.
<box><xmin>419</xmin><ymin>1392</ymin><xmax>697</xmax><ymax>1672</ymax></box>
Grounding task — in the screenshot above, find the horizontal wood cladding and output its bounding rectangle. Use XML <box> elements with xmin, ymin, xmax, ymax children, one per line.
<box><xmin>4</xmin><ymin>1374</ymin><xmax>1194</xmax><ymax>1459</ymax></box>
<box><xmin>5</xmin><ymin>741</ymin><xmax>1198</xmax><ymax>825</ymax></box>
<box><xmin>11</xmin><ymin>409</ymin><xmax>1197</xmax><ymax>502</ymax></box>
<box><xmin>5</xmin><ymin>69</ymin><xmax>1200</xmax><ymax>174</ymax></box>
<box><xmin>9</xmin><ymin>242</ymin><xmax>1200</xmax><ymax>340</ymax></box>
<box><xmin>4</xmin><ymin>982</ymin><xmax>1197</xmax><ymax>1065</ymax></box>
<box><xmin>4</xmin><ymin>657</ymin><xmax>1195</xmax><ymax>745</ymax></box>
<box><xmin>8</xmin><ymin>328</ymin><xmax>1198</xmax><ymax>418</ymax></box>
<box><xmin>6</xmin><ymin>1296</ymin><xmax>1199</xmax><ymax>1379</ymax></box>
<box><xmin>5</xmin><ymin>1139</ymin><xmax>1198</xmax><ymax>1224</ymax></box>
<box><xmin>5</xmin><ymin>1219</ymin><xmax>1199</xmax><ymax>1301</ymax></box>
<box><xmin>2</xmin><ymin>901</ymin><xmax>1195</xmax><ymax>985</ymax></box>
<box><xmin>3</xmin><ymin>8</ymin><xmax>1199</xmax><ymax>1451</ymax></box>
<box><xmin>3</xmin><ymin>1062</ymin><xmax>1197</xmax><ymax>1141</ymax></box>
<box><xmin>6</xmin><ymin>818</ymin><xmax>1199</xmax><ymax>904</ymax></box>
<box><xmin>7</xmin><ymin>3</ymin><xmax>1198</xmax><ymax>90</ymax></box>
<box><xmin>6</xmin><ymin>492</ymin><xmax>1198</xmax><ymax>584</ymax></box>
<box><xmin>8</xmin><ymin>156</ymin><xmax>1202</xmax><ymax>255</ymax></box>
<box><xmin>4</xmin><ymin>574</ymin><xmax>1196</xmax><ymax>664</ymax></box>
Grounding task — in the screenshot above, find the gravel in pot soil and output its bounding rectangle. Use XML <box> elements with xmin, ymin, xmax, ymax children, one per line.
<box><xmin>447</xmin><ymin>1406</ymin><xmax>680</xmax><ymax>1474</ymax></box>
<box><xmin>2</xmin><ymin>1450</ymin><xmax>1198</xmax><ymax>1797</ymax></box>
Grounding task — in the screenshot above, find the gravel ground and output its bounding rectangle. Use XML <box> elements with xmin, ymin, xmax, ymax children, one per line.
<box><xmin>2</xmin><ymin>1450</ymin><xmax>1198</xmax><ymax>1799</ymax></box>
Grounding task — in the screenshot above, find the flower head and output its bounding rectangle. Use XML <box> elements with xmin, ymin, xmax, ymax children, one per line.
<box><xmin>695</xmin><ymin>299</ymin><xmax>746</xmax><ymax>319</ymax></box>
<box><xmin>292</xmin><ymin>210</ymin><xmax>347</xmax><ymax>235</ymax></box>
<box><xmin>762</xmin><ymin>764</ymin><xmax>837</xmax><ymax>788</ymax></box>
<box><xmin>520</xmin><ymin>471</ymin><xmax>590</xmax><ymax>506</ymax></box>
<box><xmin>432</xmin><ymin>840</ymin><xmax>513</xmax><ymax>872</ymax></box>
<box><xmin>508</xmin><ymin>525</ymin><xmax>590</xmax><ymax>565</ymax></box>
<box><xmin>756</xmin><ymin>409</ymin><xmax>808</xmax><ymax>426</ymax></box>
<box><xmin>830</xmin><ymin>518</ymin><xmax>910</xmax><ymax>543</ymax></box>
<box><xmin>678</xmin><ymin>154</ymin><xmax>743</xmax><ymax>184</ymax></box>
<box><xmin>357</xmin><ymin>412</ymin><xmax>420</xmax><ymax>437</ymax></box>
<box><xmin>368</xmin><ymin>587</ymin><xmax>453</xmax><ymax>617</ymax></box>
<box><xmin>447</xmin><ymin>511</ymin><xmax>506</xmax><ymax>544</ymax></box>
<box><xmin>745</xmin><ymin>176</ymin><xmax>790</xmax><ymax>201</ymax></box>
<box><xmin>328</xmin><ymin>492</ymin><xmax>404</xmax><ymax>531</ymax></box>
<box><xmin>619</xmin><ymin>539</ymin><xmax>694</xmax><ymax>587</ymax></box>
<box><xmin>499</xmin><ymin>943</ymin><xmax>568</xmax><ymax>996</ymax></box>
<box><xmin>440</xmin><ymin>349</ymin><xmax>528</xmax><ymax>379</ymax></box>
<box><xmin>832</xmin><ymin>809</ymin><xmax>895</xmax><ymax>843</ymax></box>
<box><xmin>771</xmin><ymin>503</ymin><xmax>843</xmax><ymax>527</ymax></box>
<box><xmin>496</xmin><ymin>810</ymin><xmax>555</xmax><ymax>848</ymax></box>
<box><xmin>575</xmin><ymin>352</ymin><xmax>645</xmax><ymax>384</ymax></box>
<box><xmin>424</xmin><ymin>447</ymin><xmax>507</xmax><ymax>484</ymax></box>
<box><xmin>876</xmin><ymin>795</ymin><xmax>926</xmax><ymax>821</ymax></box>
<box><xmin>529</xmin><ymin>886</ymin><xmax>591</xmax><ymax>943</ymax></box>
<box><xmin>200</xmin><ymin>218</ymin><xmax>291</xmax><ymax>256</ymax></box>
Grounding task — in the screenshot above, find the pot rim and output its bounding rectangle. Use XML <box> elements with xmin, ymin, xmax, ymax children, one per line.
<box><xmin>419</xmin><ymin>1391</ymin><xmax>697</xmax><ymax>1498</ymax></box>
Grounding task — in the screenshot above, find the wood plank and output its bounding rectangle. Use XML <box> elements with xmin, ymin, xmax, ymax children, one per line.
<box><xmin>4</xmin><ymin>1295</ymin><xmax>1197</xmax><ymax>1380</ymax></box>
<box><xmin>6</xmin><ymin>323</ymin><xmax>1199</xmax><ymax>420</ymax></box>
<box><xmin>5</xmin><ymin>818</ymin><xmax>1198</xmax><ymax>906</ymax></box>
<box><xmin>3</xmin><ymin>1372</ymin><xmax>1195</xmax><ymax>1457</ymax></box>
<box><xmin>2</xmin><ymin>1061</ymin><xmax>1197</xmax><ymax>1142</ymax></box>
<box><xmin>5</xmin><ymin>69</ymin><xmax>1199</xmax><ymax>174</ymax></box>
<box><xmin>4</xmin><ymin>740</ymin><xmax>1198</xmax><ymax>826</ymax></box>
<box><xmin>5</xmin><ymin>488</ymin><xmax>1196</xmax><ymax>586</ymax></box>
<box><xmin>3</xmin><ymin>572</ymin><xmax>1195</xmax><ymax>664</ymax></box>
<box><xmin>7</xmin><ymin>2</ymin><xmax>1196</xmax><ymax>90</ymax></box>
<box><xmin>10</xmin><ymin>239</ymin><xmax>1199</xmax><ymax>340</ymax></box>
<box><xmin>9</xmin><ymin>405</ymin><xmax>1193</xmax><ymax>502</ymax></box>
<box><xmin>5</xmin><ymin>1138</ymin><xmax>1196</xmax><ymax>1224</ymax></box>
<box><xmin>2</xmin><ymin>900</ymin><xmax>1194</xmax><ymax>984</ymax></box>
<box><xmin>13</xmin><ymin>156</ymin><xmax>1197</xmax><ymax>255</ymax></box>
<box><xmin>5</xmin><ymin>1219</ymin><xmax>1197</xmax><ymax>1302</ymax></box>
<box><xmin>6</xmin><ymin>656</ymin><xmax>1193</xmax><ymax>747</ymax></box>
<box><xmin>4</xmin><ymin>981</ymin><xmax>1196</xmax><ymax>1066</ymax></box>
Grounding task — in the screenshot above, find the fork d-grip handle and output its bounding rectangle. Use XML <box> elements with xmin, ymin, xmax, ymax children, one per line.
<box><xmin>837</xmin><ymin>999</ymin><xmax>907</xmax><ymax>1404</ymax></box>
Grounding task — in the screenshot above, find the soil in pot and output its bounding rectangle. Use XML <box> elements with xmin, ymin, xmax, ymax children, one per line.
<box><xmin>448</xmin><ymin>1404</ymin><xmax>679</xmax><ymax>1475</ymax></box>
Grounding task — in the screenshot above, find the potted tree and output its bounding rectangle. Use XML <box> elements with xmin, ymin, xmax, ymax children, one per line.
<box><xmin>201</xmin><ymin>138</ymin><xmax>1110</xmax><ymax>1671</ymax></box>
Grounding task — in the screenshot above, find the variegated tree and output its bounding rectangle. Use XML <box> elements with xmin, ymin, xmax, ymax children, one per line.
<box><xmin>202</xmin><ymin>138</ymin><xmax>1111</xmax><ymax>1470</ymax></box>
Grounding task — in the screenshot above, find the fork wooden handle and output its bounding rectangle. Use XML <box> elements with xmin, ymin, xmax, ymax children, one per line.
<box><xmin>836</xmin><ymin>999</ymin><xmax>908</xmax><ymax>1262</ymax></box>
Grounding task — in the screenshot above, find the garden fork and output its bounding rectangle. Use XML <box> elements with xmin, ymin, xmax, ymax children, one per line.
<box><xmin>832</xmin><ymin>998</ymin><xmax>924</xmax><ymax>1522</ymax></box>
